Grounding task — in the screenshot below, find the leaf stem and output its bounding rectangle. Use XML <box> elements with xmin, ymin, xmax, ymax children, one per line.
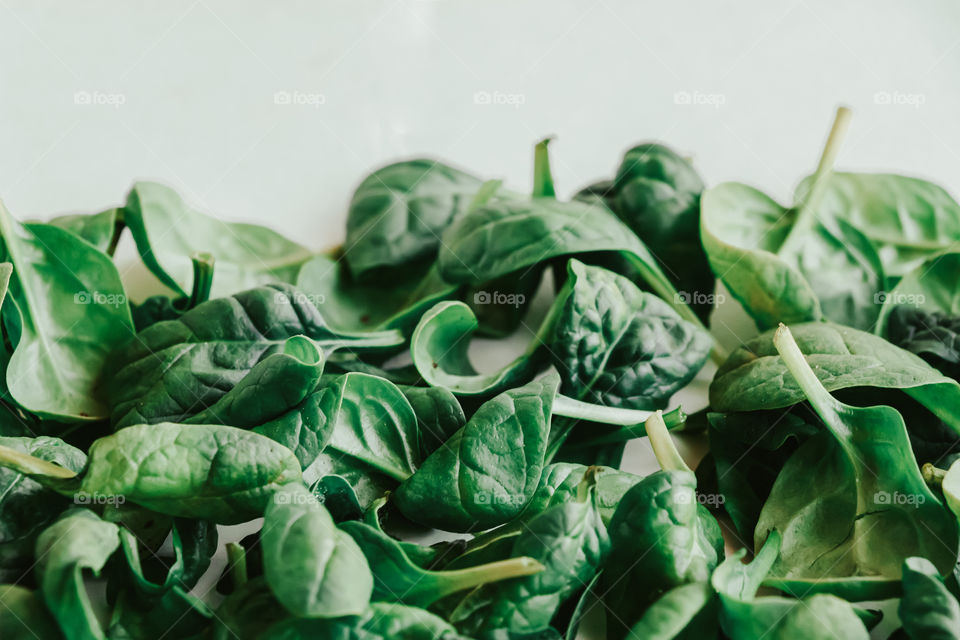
<box><xmin>532</xmin><ymin>138</ymin><xmax>556</xmax><ymax>199</ymax></box>
<box><xmin>552</xmin><ymin>396</ymin><xmax>686</xmax><ymax>428</ymax></box>
<box><xmin>922</xmin><ymin>463</ymin><xmax>947</xmax><ymax>488</ymax></box>
<box><xmin>0</xmin><ymin>445</ymin><xmax>77</xmax><ymax>479</ymax></box>
<box><xmin>647</xmin><ymin>411</ymin><xmax>691</xmax><ymax>473</ymax></box>
<box><xmin>225</xmin><ymin>542</ymin><xmax>248</xmax><ymax>590</ymax></box>
<box><xmin>431</xmin><ymin>556</ymin><xmax>544</xmax><ymax>597</ymax></box>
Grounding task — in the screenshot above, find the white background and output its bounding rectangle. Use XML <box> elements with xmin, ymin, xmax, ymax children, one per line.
<box><xmin>3</xmin><ymin>1</ymin><xmax>958</xmax><ymax>636</ymax></box>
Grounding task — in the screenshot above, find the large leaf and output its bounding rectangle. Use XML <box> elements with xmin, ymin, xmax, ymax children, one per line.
<box><xmin>0</xmin><ymin>203</ymin><xmax>134</xmax><ymax>420</ymax></box>
<box><xmin>125</xmin><ymin>182</ymin><xmax>313</xmax><ymax>297</ymax></box>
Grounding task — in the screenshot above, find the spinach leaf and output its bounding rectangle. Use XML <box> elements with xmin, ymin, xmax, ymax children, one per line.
<box><xmin>550</xmin><ymin>259</ymin><xmax>711</xmax><ymax>409</ymax></box>
<box><xmin>0</xmin><ymin>203</ymin><xmax>134</xmax><ymax>421</ymax></box>
<box><xmin>399</xmin><ymin>384</ymin><xmax>466</xmax><ymax>458</ymax></box>
<box><xmin>600</xmin><ymin>412</ymin><xmax>723</xmax><ymax>639</ymax></box>
<box><xmin>295</xmin><ymin>254</ymin><xmax>458</xmax><ymax>334</ymax></box>
<box><xmin>262</xmin><ymin>483</ymin><xmax>372</xmax><ymax>618</ymax></box>
<box><xmin>713</xmin><ymin>530</ymin><xmax>869</xmax><ymax>640</ymax></box>
<box><xmin>35</xmin><ymin>509</ymin><xmax>121</xmax><ymax>640</ymax></box>
<box><xmin>107</xmin><ymin>284</ymin><xmax>402</xmax><ymax>427</ymax></box>
<box><xmin>710</xmin><ymin>321</ymin><xmax>960</xmax><ymax>434</ymax></box>
<box><xmin>125</xmin><ymin>181</ymin><xmax>313</xmax><ymax>298</ymax></box>
<box><xmin>411</xmin><ymin>300</ymin><xmax>550</xmax><ymax>396</ymax></box>
<box><xmin>0</xmin><ymin>584</ymin><xmax>63</xmax><ymax>639</ymax></box>
<box><xmin>213</xmin><ymin>577</ymin><xmax>288</xmax><ymax>640</ymax></box>
<box><xmin>129</xmin><ymin>251</ymin><xmax>215</xmax><ymax>331</ymax></box>
<box><xmin>626</xmin><ymin>581</ymin><xmax>717</xmax><ymax>640</ymax></box>
<box><xmin>889</xmin><ymin>307</ymin><xmax>960</xmax><ymax>381</ymax></box>
<box><xmin>897</xmin><ymin>556</ymin><xmax>960</xmax><ymax>639</ymax></box>
<box><xmin>311</xmin><ymin>475</ymin><xmax>364</xmax><ymax>522</ymax></box>
<box><xmin>264</xmin><ymin>601</ymin><xmax>469</xmax><ymax>639</ymax></box>
<box><xmin>0</xmin><ymin>436</ymin><xmax>86</xmax><ymax>583</ymax></box>
<box><xmin>340</xmin><ymin>519</ymin><xmax>542</xmax><ymax>607</ymax></box>
<box><xmin>754</xmin><ymin>325</ymin><xmax>958</xmax><ymax>598</ymax></box>
<box><xmin>344</xmin><ymin>159</ymin><xmax>487</xmax><ymax>278</ymax></box>
<box><xmin>576</xmin><ymin>143</ymin><xmax>714</xmax><ymax>323</ymax></box>
<box><xmin>456</xmin><ymin>474</ymin><xmax>610</xmax><ymax>637</ymax></box>
<box><xmin>46</xmin><ymin>207</ymin><xmax>123</xmax><ymax>255</ymax></box>
<box><xmin>878</xmin><ymin>251</ymin><xmax>960</xmax><ymax>338</ymax></box>
<box><xmin>394</xmin><ymin>374</ymin><xmax>559</xmax><ymax>532</ymax></box>
<box><xmin>522</xmin><ymin>462</ymin><xmax>641</xmax><ymax>526</ymax></box>
<box><xmin>0</xmin><ymin>423</ymin><xmax>302</xmax><ymax>523</ymax></box>
<box><xmin>702</xmin><ymin>108</ymin><xmax>886</xmax><ymax>331</ymax></box>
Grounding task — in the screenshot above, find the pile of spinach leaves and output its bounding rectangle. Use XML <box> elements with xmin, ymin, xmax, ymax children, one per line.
<box><xmin>1</xmin><ymin>109</ymin><xmax>959</xmax><ymax>639</ymax></box>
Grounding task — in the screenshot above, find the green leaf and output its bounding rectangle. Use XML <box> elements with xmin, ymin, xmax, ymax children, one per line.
<box><xmin>0</xmin><ymin>584</ymin><xmax>62</xmax><ymax>640</ymax></box>
<box><xmin>897</xmin><ymin>556</ymin><xmax>960</xmax><ymax>639</ymax></box>
<box><xmin>262</xmin><ymin>483</ymin><xmax>372</xmax><ymax>618</ymax></box>
<box><xmin>710</xmin><ymin>321</ymin><xmax>960</xmax><ymax>434</ymax></box>
<box><xmin>107</xmin><ymin>284</ymin><xmax>402</xmax><ymax>427</ymax></box>
<box><xmin>0</xmin><ymin>424</ymin><xmax>302</xmax><ymax>524</ymax></box>
<box><xmin>755</xmin><ymin>325</ymin><xmax>958</xmax><ymax>596</ymax></box>
<box><xmin>394</xmin><ymin>375</ymin><xmax>559</xmax><ymax>532</ymax></box>
<box><xmin>125</xmin><ymin>182</ymin><xmax>312</xmax><ymax>297</ymax></box>
<box><xmin>46</xmin><ymin>208</ymin><xmax>123</xmax><ymax>255</ymax></box>
<box><xmin>0</xmin><ymin>204</ymin><xmax>134</xmax><ymax>420</ymax></box>
<box><xmin>626</xmin><ymin>582</ymin><xmax>718</xmax><ymax>640</ymax></box>
<box><xmin>344</xmin><ymin>160</ymin><xmax>487</xmax><ymax>278</ymax></box>
<box><xmin>35</xmin><ymin>509</ymin><xmax>121</xmax><ymax>640</ymax></box>
<box><xmin>264</xmin><ymin>602</ymin><xmax>467</xmax><ymax>639</ymax></box>
<box><xmin>550</xmin><ymin>260</ymin><xmax>711</xmax><ymax>409</ymax></box>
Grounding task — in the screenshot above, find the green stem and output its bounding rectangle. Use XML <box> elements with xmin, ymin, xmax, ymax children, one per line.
<box><xmin>779</xmin><ymin>106</ymin><xmax>852</xmax><ymax>256</ymax></box>
<box><xmin>647</xmin><ymin>411</ymin><xmax>691</xmax><ymax>473</ymax></box>
<box><xmin>426</xmin><ymin>556</ymin><xmax>544</xmax><ymax>600</ymax></box>
<box><xmin>0</xmin><ymin>445</ymin><xmax>77</xmax><ymax>479</ymax></box>
<box><xmin>922</xmin><ymin>463</ymin><xmax>947</xmax><ymax>488</ymax></box>
<box><xmin>187</xmin><ymin>252</ymin><xmax>215</xmax><ymax>310</ymax></box>
<box><xmin>468</xmin><ymin>179</ymin><xmax>503</xmax><ymax>212</ymax></box>
<box><xmin>552</xmin><ymin>396</ymin><xmax>686</xmax><ymax>427</ymax></box>
<box><xmin>106</xmin><ymin>209</ymin><xmax>126</xmax><ymax>258</ymax></box>
<box><xmin>532</xmin><ymin>138</ymin><xmax>556</xmax><ymax>199</ymax></box>
<box><xmin>565</xmin><ymin>409</ymin><xmax>691</xmax><ymax>448</ymax></box>
<box><xmin>225</xmin><ymin>542</ymin><xmax>248</xmax><ymax>590</ymax></box>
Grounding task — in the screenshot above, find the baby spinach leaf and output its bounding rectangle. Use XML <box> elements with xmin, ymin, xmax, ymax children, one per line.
<box><xmin>460</xmin><ymin>475</ymin><xmax>610</xmax><ymax>637</ymax></box>
<box><xmin>47</xmin><ymin>207</ymin><xmax>123</xmax><ymax>255</ymax></box>
<box><xmin>713</xmin><ymin>531</ymin><xmax>869</xmax><ymax>640</ymax></box>
<box><xmin>295</xmin><ymin>255</ymin><xmax>458</xmax><ymax>334</ymax></box>
<box><xmin>889</xmin><ymin>307</ymin><xmax>960</xmax><ymax>381</ymax></box>
<box><xmin>755</xmin><ymin>325</ymin><xmax>958</xmax><ymax>597</ymax></box>
<box><xmin>0</xmin><ymin>436</ymin><xmax>86</xmax><ymax>583</ymax></box>
<box><xmin>411</xmin><ymin>300</ymin><xmax>550</xmax><ymax>397</ymax></box>
<box><xmin>878</xmin><ymin>252</ymin><xmax>960</xmax><ymax>339</ymax></box>
<box><xmin>394</xmin><ymin>375</ymin><xmax>559</xmax><ymax>532</ymax></box>
<box><xmin>107</xmin><ymin>284</ymin><xmax>402</xmax><ymax>427</ymax></box>
<box><xmin>125</xmin><ymin>181</ymin><xmax>313</xmax><ymax>298</ymax></box>
<box><xmin>897</xmin><ymin>556</ymin><xmax>960</xmax><ymax>639</ymax></box>
<box><xmin>0</xmin><ymin>423</ymin><xmax>302</xmax><ymax>523</ymax></box>
<box><xmin>0</xmin><ymin>203</ymin><xmax>134</xmax><ymax>421</ymax></box>
<box><xmin>626</xmin><ymin>581</ymin><xmax>717</xmax><ymax>640</ymax></box>
<box><xmin>523</xmin><ymin>462</ymin><xmax>641</xmax><ymax>526</ymax></box>
<box><xmin>399</xmin><ymin>384</ymin><xmax>466</xmax><ymax>458</ymax></box>
<box><xmin>344</xmin><ymin>159</ymin><xmax>487</xmax><ymax>278</ymax></box>
<box><xmin>0</xmin><ymin>584</ymin><xmax>62</xmax><ymax>639</ymax></box>
<box><xmin>213</xmin><ymin>577</ymin><xmax>288</xmax><ymax>640</ymax></box>
<box><xmin>576</xmin><ymin>143</ymin><xmax>714</xmax><ymax>323</ymax></box>
<box><xmin>701</xmin><ymin>108</ymin><xmax>887</xmax><ymax>331</ymax></box>
<box><xmin>129</xmin><ymin>251</ymin><xmax>215</xmax><ymax>331</ymax></box>
<box><xmin>710</xmin><ymin>321</ymin><xmax>960</xmax><ymax>434</ymax></box>
<box><xmin>265</xmin><ymin>601</ymin><xmax>469</xmax><ymax>639</ymax></box>
<box><xmin>550</xmin><ymin>259</ymin><xmax>711</xmax><ymax>409</ymax></box>
<box><xmin>340</xmin><ymin>519</ymin><xmax>543</xmax><ymax>607</ymax></box>
<box><xmin>262</xmin><ymin>483</ymin><xmax>372</xmax><ymax>618</ymax></box>
<box><xmin>35</xmin><ymin>509</ymin><xmax>121</xmax><ymax>640</ymax></box>
<box><xmin>600</xmin><ymin>412</ymin><xmax>723</xmax><ymax>639</ymax></box>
